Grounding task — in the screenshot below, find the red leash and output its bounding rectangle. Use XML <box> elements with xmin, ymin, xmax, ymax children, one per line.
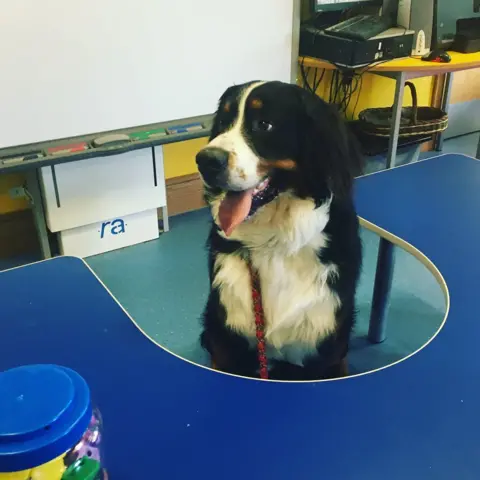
<box><xmin>249</xmin><ymin>263</ymin><xmax>268</xmax><ymax>379</ymax></box>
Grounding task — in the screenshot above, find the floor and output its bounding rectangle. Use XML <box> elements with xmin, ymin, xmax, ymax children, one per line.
<box><xmin>2</xmin><ymin>133</ymin><xmax>478</xmax><ymax>375</ymax></box>
<box><xmin>87</xmin><ymin>209</ymin><xmax>446</xmax><ymax>375</ymax></box>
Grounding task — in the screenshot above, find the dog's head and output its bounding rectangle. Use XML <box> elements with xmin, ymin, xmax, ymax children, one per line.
<box><xmin>196</xmin><ymin>81</ymin><xmax>362</xmax><ymax>236</ymax></box>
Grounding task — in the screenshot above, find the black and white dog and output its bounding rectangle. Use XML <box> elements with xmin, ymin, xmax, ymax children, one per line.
<box><xmin>195</xmin><ymin>81</ymin><xmax>362</xmax><ymax>381</ymax></box>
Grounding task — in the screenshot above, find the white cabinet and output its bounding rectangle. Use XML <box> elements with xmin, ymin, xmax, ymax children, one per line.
<box><xmin>40</xmin><ymin>146</ymin><xmax>167</xmax><ymax>257</ymax></box>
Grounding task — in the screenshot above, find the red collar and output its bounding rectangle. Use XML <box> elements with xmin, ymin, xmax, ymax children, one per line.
<box><xmin>248</xmin><ymin>263</ymin><xmax>268</xmax><ymax>379</ymax></box>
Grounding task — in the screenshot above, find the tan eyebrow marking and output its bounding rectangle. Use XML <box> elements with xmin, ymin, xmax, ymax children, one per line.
<box><xmin>258</xmin><ymin>159</ymin><xmax>297</xmax><ymax>176</ymax></box>
<box><xmin>273</xmin><ymin>159</ymin><xmax>296</xmax><ymax>170</ymax></box>
<box><xmin>250</xmin><ymin>98</ymin><xmax>263</xmax><ymax>109</ymax></box>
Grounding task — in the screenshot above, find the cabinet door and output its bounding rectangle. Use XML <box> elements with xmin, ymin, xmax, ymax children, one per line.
<box><xmin>40</xmin><ymin>147</ymin><xmax>166</xmax><ymax>232</ymax></box>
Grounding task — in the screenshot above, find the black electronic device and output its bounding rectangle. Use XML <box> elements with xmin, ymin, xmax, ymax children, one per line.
<box><xmin>300</xmin><ymin>26</ymin><xmax>414</xmax><ymax>67</ymax></box>
<box><xmin>324</xmin><ymin>14</ymin><xmax>394</xmax><ymax>40</ymax></box>
<box><xmin>451</xmin><ymin>17</ymin><xmax>480</xmax><ymax>52</ymax></box>
<box><xmin>433</xmin><ymin>0</ymin><xmax>480</xmax><ymax>49</ymax></box>
<box><xmin>421</xmin><ymin>49</ymin><xmax>452</xmax><ymax>63</ymax></box>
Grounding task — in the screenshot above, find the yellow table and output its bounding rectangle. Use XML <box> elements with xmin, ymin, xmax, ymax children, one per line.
<box><xmin>300</xmin><ymin>51</ymin><xmax>480</xmax><ymax>165</ymax></box>
<box><xmin>301</xmin><ymin>51</ymin><xmax>480</xmax><ymax>76</ymax></box>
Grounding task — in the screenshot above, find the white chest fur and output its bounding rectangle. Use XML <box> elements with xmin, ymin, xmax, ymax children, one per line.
<box><xmin>212</xmin><ymin>194</ymin><xmax>340</xmax><ymax>366</ymax></box>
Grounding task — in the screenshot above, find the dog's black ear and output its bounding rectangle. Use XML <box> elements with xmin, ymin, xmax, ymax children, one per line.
<box><xmin>209</xmin><ymin>83</ymin><xmax>247</xmax><ymax>141</ymax></box>
<box><xmin>297</xmin><ymin>87</ymin><xmax>363</xmax><ymax>200</ymax></box>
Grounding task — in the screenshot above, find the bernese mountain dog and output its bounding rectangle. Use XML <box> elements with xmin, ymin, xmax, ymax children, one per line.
<box><xmin>195</xmin><ymin>80</ymin><xmax>362</xmax><ymax>381</ymax></box>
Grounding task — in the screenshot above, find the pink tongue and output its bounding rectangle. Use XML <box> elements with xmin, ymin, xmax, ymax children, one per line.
<box><xmin>218</xmin><ymin>189</ymin><xmax>254</xmax><ymax>236</ymax></box>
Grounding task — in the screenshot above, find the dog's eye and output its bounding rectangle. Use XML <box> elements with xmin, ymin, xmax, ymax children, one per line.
<box><xmin>253</xmin><ymin>120</ymin><xmax>274</xmax><ymax>132</ymax></box>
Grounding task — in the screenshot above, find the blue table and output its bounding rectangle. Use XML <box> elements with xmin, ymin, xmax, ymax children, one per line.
<box><xmin>1</xmin><ymin>153</ymin><xmax>479</xmax><ymax>479</ymax></box>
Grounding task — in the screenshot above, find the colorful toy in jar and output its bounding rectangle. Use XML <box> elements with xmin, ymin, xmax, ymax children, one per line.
<box><xmin>0</xmin><ymin>364</ymin><xmax>107</xmax><ymax>480</ymax></box>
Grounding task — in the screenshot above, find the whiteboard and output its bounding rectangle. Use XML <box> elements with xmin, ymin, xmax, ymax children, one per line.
<box><xmin>0</xmin><ymin>0</ymin><xmax>295</xmax><ymax>149</ymax></box>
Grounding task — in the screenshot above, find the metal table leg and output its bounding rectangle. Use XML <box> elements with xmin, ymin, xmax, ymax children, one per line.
<box><xmin>385</xmin><ymin>72</ymin><xmax>406</xmax><ymax>169</ymax></box>
<box><xmin>476</xmin><ymin>132</ymin><xmax>480</xmax><ymax>160</ymax></box>
<box><xmin>368</xmin><ymin>239</ymin><xmax>394</xmax><ymax>343</ymax></box>
<box><xmin>367</xmin><ymin>72</ymin><xmax>406</xmax><ymax>343</ymax></box>
<box><xmin>435</xmin><ymin>72</ymin><xmax>453</xmax><ymax>151</ymax></box>
<box><xmin>161</xmin><ymin>205</ymin><xmax>170</xmax><ymax>233</ymax></box>
<box><xmin>25</xmin><ymin>169</ymin><xmax>52</xmax><ymax>259</ymax></box>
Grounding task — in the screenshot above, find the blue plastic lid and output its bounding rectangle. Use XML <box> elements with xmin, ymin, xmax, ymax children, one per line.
<box><xmin>0</xmin><ymin>364</ymin><xmax>92</xmax><ymax>472</ymax></box>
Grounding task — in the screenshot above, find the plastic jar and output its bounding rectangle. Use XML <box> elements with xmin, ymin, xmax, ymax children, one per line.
<box><xmin>0</xmin><ymin>364</ymin><xmax>107</xmax><ymax>479</ymax></box>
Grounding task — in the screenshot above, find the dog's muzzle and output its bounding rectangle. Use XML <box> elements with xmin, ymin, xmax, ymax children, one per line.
<box><xmin>195</xmin><ymin>147</ymin><xmax>229</xmax><ymax>188</ymax></box>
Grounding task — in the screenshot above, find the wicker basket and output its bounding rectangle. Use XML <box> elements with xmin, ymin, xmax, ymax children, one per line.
<box><xmin>358</xmin><ymin>82</ymin><xmax>448</xmax><ymax>138</ymax></box>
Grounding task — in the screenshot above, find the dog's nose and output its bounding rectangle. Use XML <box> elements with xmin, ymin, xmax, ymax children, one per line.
<box><xmin>196</xmin><ymin>147</ymin><xmax>229</xmax><ymax>174</ymax></box>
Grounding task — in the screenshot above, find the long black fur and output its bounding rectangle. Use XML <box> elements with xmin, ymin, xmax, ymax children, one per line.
<box><xmin>199</xmin><ymin>81</ymin><xmax>362</xmax><ymax>381</ymax></box>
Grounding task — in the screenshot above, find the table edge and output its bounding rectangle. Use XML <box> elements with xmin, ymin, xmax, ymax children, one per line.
<box><xmin>299</xmin><ymin>55</ymin><xmax>480</xmax><ymax>73</ymax></box>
